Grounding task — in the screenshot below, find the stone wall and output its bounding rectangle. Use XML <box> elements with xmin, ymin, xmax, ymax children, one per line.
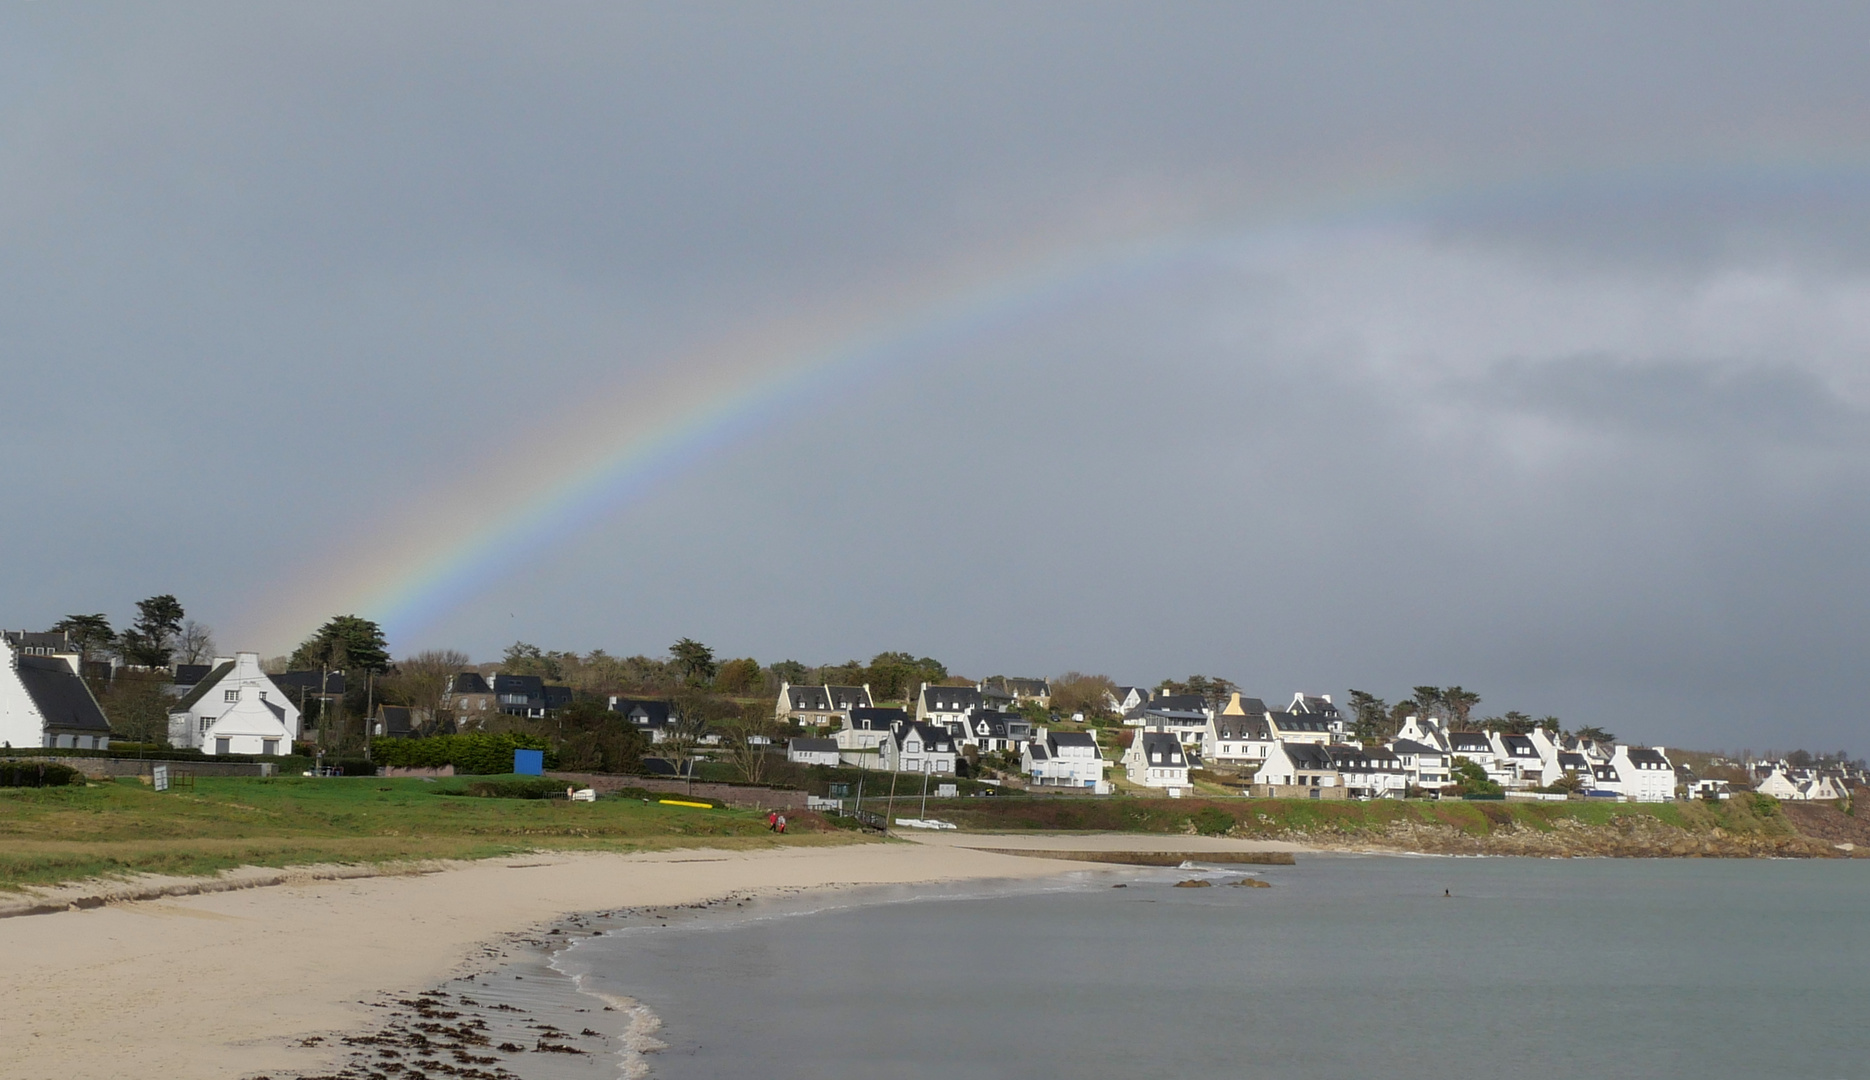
<box><xmin>41</xmin><ymin>756</ymin><xmax>272</xmax><ymax>779</ymax></box>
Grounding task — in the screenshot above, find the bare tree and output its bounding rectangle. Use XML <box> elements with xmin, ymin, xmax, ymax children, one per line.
<box><xmin>384</xmin><ymin>649</ymin><xmax>473</xmax><ymax>733</ymax></box>
<box><xmin>719</xmin><ymin>708</ymin><xmax>784</xmax><ymax>785</ymax></box>
<box><xmin>176</xmin><ymin>620</ymin><xmax>216</xmax><ymax>665</ymax></box>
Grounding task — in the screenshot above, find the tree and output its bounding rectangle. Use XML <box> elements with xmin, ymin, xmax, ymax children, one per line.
<box><xmin>176</xmin><ymin>619</ymin><xmax>216</xmax><ymax>665</ymax></box>
<box><xmin>657</xmin><ymin>690</ymin><xmax>720</xmax><ymax>785</ymax></box>
<box><xmin>714</xmin><ymin>657</ymin><xmax>762</xmax><ymax>696</ymax></box>
<box><xmin>98</xmin><ymin>668</ymin><xmax>175</xmax><ymax>744</ymax></box>
<box><xmin>384</xmin><ymin>649</ymin><xmax>473</xmax><ymax>734</ymax></box>
<box><xmin>1572</xmin><ymin>724</ymin><xmax>1616</xmax><ymax>745</ymax></box>
<box><xmin>552</xmin><ymin>698</ymin><xmax>647</xmax><ymax>774</ymax></box>
<box><xmin>669</xmin><ymin>638</ymin><xmax>717</xmax><ymax>687</ymax></box>
<box><xmin>1447</xmin><ymin>756</ymin><xmax>1501</xmax><ymax>797</ymax></box>
<box><xmin>864</xmin><ymin>652</ymin><xmax>947</xmax><ymax>701</ymax></box>
<box><xmin>1050</xmin><ymin>672</ymin><xmax>1117</xmax><ymax>718</ymax></box>
<box><xmin>769</xmin><ymin>659</ymin><xmax>809</xmax><ymax>687</ymax></box>
<box><xmin>501</xmin><ymin>641</ymin><xmax>563</xmax><ymax>680</ymax></box>
<box><xmin>1485</xmin><ymin>710</ymin><xmax>1535</xmax><ymax>735</ymax></box>
<box><xmin>51</xmin><ymin>614</ymin><xmax>115</xmax><ymax>663</ymax></box>
<box><xmin>718</xmin><ymin>708</ymin><xmax>784</xmax><ymax>785</ymax></box>
<box><xmin>289</xmin><ymin>615</ymin><xmax>391</xmax><ymax>673</ymax></box>
<box><xmin>1443</xmin><ymin>686</ymin><xmax>1481</xmax><ymax>730</ymax></box>
<box><xmin>1348</xmin><ymin>690</ymin><xmax>1392</xmax><ymax>744</ymax></box>
<box><xmin>1158</xmin><ymin>675</ymin><xmax>1238</xmax><ymax>705</ymax></box>
<box><xmin>118</xmin><ymin>595</ymin><xmax>186</xmax><ymax>667</ymax></box>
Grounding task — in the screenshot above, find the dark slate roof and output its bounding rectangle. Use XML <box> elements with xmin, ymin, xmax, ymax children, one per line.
<box><xmin>1150</xmin><ymin>694</ymin><xmax>1208</xmax><ymax>712</ymax></box>
<box><xmin>789</xmin><ymin>738</ymin><xmax>838</xmax><ymax>754</ymax></box>
<box><xmin>492</xmin><ymin>673</ymin><xmax>544</xmax><ymax>695</ymax></box>
<box><xmin>1293</xmin><ymin>695</ymin><xmax>1338</xmax><ymax>715</ymax></box>
<box><xmin>449</xmin><ymin>672</ymin><xmax>492</xmax><ymax>694</ymax></box>
<box><xmin>921</xmin><ymin>685</ymin><xmax>983</xmax><ymax>712</ymax></box>
<box><xmin>1448</xmin><ymin>732</ymin><xmax>1494</xmax><ymax>752</ymax></box>
<box><xmin>1280</xmin><ymin>742</ymin><xmax>1336</xmax><ymax>769</ymax></box>
<box><xmin>1328</xmin><ymin>745</ymin><xmax>1402</xmax><ymax>770</ymax></box>
<box><xmin>1136</xmin><ymin>731</ymin><xmax>1186</xmax><ymax>764</ymax></box>
<box><xmin>1501</xmin><ymin>735</ymin><xmax>1538</xmax><ymax>755</ymax></box>
<box><xmin>1224</xmin><ymin>696</ymin><xmax>1269</xmax><ymax>716</ymax></box>
<box><xmin>172</xmin><ymin>664</ymin><xmax>212</xmax><ymax>688</ymax></box>
<box><xmin>999</xmin><ymin>677</ymin><xmax>1050</xmax><ymax>696</ymax></box>
<box><xmin>848</xmin><ymin>707</ymin><xmax>907</xmax><ymax>731</ymax></box>
<box><xmin>172</xmin><ymin>661</ymin><xmax>236</xmax><ymax>711</ymax></box>
<box><xmin>5</xmin><ymin>631</ymin><xmax>73</xmax><ymax>654</ymax></box>
<box><xmin>541</xmin><ymin>685</ymin><xmax>574</xmax><ymax>710</ymax></box>
<box><xmin>1266</xmin><ymin>711</ymin><xmax>1333</xmax><ymax>734</ymax></box>
<box><xmin>609</xmin><ymin>698</ymin><xmax>673</xmax><ymax>727</ymax></box>
<box><xmin>825</xmin><ymin>685</ymin><xmax>871</xmax><ymax>710</ymax></box>
<box><xmin>1389</xmin><ymin>739</ymin><xmax>1442</xmax><ymax>755</ymax></box>
<box><xmin>894</xmin><ymin>721</ymin><xmax>955</xmax><ymax>752</ymax></box>
<box><xmin>1214</xmin><ymin>714</ymin><xmax>1271</xmax><ymax>740</ymax></box>
<box><xmin>1141</xmin><ymin>707</ymin><xmax>1208</xmax><ymax>724</ymax></box>
<box><xmin>1027</xmin><ymin>743</ymin><xmax>1051</xmax><ymax>762</ymax></box>
<box><xmin>17</xmin><ymin>656</ymin><xmax>111</xmax><ymax>733</ymax></box>
<box><xmin>1624</xmin><ymin>747</ymin><xmax>1669</xmax><ymax>766</ymax></box>
<box><xmin>377</xmin><ymin>705</ymin><xmax>416</xmax><ymax>737</ymax></box>
<box><xmin>785</xmin><ymin>685</ymin><xmax>832</xmax><ymax>711</ymax></box>
<box><xmin>1048</xmin><ymin>731</ymin><xmax>1099</xmax><ymax>750</ymax></box>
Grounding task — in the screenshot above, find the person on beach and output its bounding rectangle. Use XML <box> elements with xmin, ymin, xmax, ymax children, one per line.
<box><xmin>776</xmin><ymin>813</ymin><xmax>787</xmax><ymax>834</ymax></box>
<box><xmin>767</xmin><ymin>810</ymin><xmax>779</xmax><ymax>831</ymax></box>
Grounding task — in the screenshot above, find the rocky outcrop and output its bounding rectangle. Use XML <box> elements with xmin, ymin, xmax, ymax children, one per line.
<box><xmin>1273</xmin><ymin>812</ymin><xmax>1836</xmax><ymax>858</ymax></box>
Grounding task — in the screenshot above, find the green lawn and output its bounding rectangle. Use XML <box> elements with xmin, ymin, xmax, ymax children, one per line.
<box><xmin>0</xmin><ymin>775</ymin><xmax>856</xmax><ymax>891</ymax></box>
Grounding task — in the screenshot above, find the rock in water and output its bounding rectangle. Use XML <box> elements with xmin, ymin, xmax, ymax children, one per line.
<box><xmin>1174</xmin><ymin>879</ymin><xmax>1213</xmax><ymax>888</ymax></box>
<box><xmin>1231</xmin><ymin>878</ymin><xmax>1272</xmax><ymax>888</ymax></box>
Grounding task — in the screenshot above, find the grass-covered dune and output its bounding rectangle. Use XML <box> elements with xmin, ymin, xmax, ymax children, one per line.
<box><xmin>927</xmin><ymin>793</ymin><xmax>1862</xmax><ymax>857</ymax></box>
<box><xmin>0</xmin><ymin>775</ymin><xmax>847</xmax><ymax>891</ymax></box>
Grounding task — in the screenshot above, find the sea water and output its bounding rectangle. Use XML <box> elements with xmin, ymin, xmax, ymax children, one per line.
<box><xmin>545</xmin><ymin>856</ymin><xmax>1870</xmax><ymax>1080</ymax></box>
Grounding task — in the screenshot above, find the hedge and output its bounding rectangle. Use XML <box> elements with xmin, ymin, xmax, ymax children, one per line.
<box><xmin>370</xmin><ymin>733</ymin><xmax>555</xmax><ymax>775</ymax></box>
<box><xmin>0</xmin><ymin>760</ymin><xmax>83</xmax><ymax>787</ymax></box>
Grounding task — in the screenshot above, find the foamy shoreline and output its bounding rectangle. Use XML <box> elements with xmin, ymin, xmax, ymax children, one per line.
<box><xmin>0</xmin><ymin>839</ymin><xmax>1193</xmax><ymax>1080</ymax></box>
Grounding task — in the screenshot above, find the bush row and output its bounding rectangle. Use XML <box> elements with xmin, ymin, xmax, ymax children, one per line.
<box><xmin>0</xmin><ymin>761</ymin><xmax>84</xmax><ymax>787</ymax></box>
<box><xmin>371</xmin><ymin>732</ymin><xmax>555</xmax><ymax>775</ymax></box>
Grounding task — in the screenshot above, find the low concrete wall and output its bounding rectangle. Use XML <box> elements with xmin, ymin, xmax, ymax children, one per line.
<box><xmin>1251</xmin><ymin>783</ymin><xmax>1349</xmax><ymax>800</ymax></box>
<box><xmin>378</xmin><ymin>765</ymin><xmax>456</xmax><ymax>778</ymax></box>
<box><xmin>549</xmin><ymin>772</ymin><xmax>810</xmax><ymax>810</ymax></box>
<box><xmin>38</xmin><ymin>756</ymin><xmax>272</xmax><ymax>779</ymax></box>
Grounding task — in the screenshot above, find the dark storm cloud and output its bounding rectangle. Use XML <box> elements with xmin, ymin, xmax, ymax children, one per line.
<box><xmin>3</xmin><ymin>4</ymin><xmax>1870</xmax><ymax>751</ymax></box>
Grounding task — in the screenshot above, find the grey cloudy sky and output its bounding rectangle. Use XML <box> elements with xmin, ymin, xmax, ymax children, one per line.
<box><xmin>5</xmin><ymin>3</ymin><xmax>1869</xmax><ymax>753</ymax></box>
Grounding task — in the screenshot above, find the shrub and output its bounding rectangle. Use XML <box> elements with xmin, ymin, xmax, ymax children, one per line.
<box><xmin>444</xmin><ymin>777</ymin><xmax>569</xmax><ymax>799</ymax></box>
<box><xmin>1191</xmin><ymin>805</ymin><xmax>1236</xmax><ymax>836</ymax></box>
<box><xmin>0</xmin><ymin>761</ymin><xmax>83</xmax><ymax>787</ymax></box>
<box><xmin>371</xmin><ymin>733</ymin><xmax>555</xmax><ymax>775</ymax></box>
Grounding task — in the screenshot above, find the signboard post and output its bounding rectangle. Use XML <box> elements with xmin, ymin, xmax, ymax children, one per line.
<box><xmin>152</xmin><ymin>764</ymin><xmax>169</xmax><ymax>792</ymax></box>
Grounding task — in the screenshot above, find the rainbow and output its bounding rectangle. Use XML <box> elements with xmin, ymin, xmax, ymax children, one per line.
<box><xmin>250</xmin><ymin>154</ymin><xmax>1870</xmax><ymax>652</ymax></box>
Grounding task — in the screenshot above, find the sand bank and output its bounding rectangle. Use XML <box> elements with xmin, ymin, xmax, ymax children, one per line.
<box><xmin>0</xmin><ymin>840</ymin><xmax>1111</xmax><ymax>1080</ymax></box>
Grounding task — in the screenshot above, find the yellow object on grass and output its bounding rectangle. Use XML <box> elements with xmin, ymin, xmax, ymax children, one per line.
<box><xmin>658</xmin><ymin>799</ymin><xmax>715</xmax><ymax>809</ymax></box>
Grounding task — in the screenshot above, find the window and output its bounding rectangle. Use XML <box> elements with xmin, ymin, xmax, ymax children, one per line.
<box><xmin>262</xmin><ymin>739</ymin><xmax>278</xmax><ymax>756</ymax></box>
<box><xmin>225</xmin><ymin>689</ymin><xmax>240</xmax><ymax>703</ymax></box>
<box><xmin>215</xmin><ymin>737</ymin><xmax>231</xmax><ymax>755</ymax></box>
<box><xmin>200</xmin><ymin>717</ymin><xmax>212</xmax><ymax>733</ymax></box>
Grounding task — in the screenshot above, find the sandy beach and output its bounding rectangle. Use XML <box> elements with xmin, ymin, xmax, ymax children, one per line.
<box><xmin>0</xmin><ymin>834</ymin><xmax>1299</xmax><ymax>1080</ymax></box>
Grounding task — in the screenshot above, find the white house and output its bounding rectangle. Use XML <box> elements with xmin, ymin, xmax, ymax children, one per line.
<box><xmin>1327</xmin><ymin>744</ymin><xmax>1408</xmax><ymax>799</ymax></box>
<box><xmin>787</xmin><ymin>737</ymin><xmax>841</xmax><ymax>766</ymax></box>
<box><xmin>1490</xmin><ymin>732</ymin><xmax>1547</xmax><ymax>789</ymax></box>
<box><xmin>915</xmin><ymin>683</ymin><xmax>984</xmax><ymax>730</ymax></box>
<box><xmin>1207</xmin><ymin>703</ymin><xmax>1276</xmax><ymax>771</ymax></box>
<box><xmin>1387</xmin><ymin>738</ymin><xmax>1451</xmax><ymax>794</ymax></box>
<box><xmin>883</xmin><ymin>721</ymin><xmax>958</xmax><ymax>776</ymax></box>
<box><xmin>1265</xmin><ymin>709</ymin><xmax>1336</xmax><ymax>746</ymax></box>
<box><xmin>1447</xmin><ymin>730</ymin><xmax>1514</xmax><ymax>787</ymax></box>
<box><xmin>167</xmin><ymin>652</ymin><xmax>301</xmax><ymax>755</ymax></box>
<box><xmin>0</xmin><ymin>634</ymin><xmax>112</xmax><ymax>749</ymax></box>
<box><xmin>1105</xmin><ymin>685</ymin><xmax>1150</xmax><ymax>714</ymax></box>
<box><xmin>775</xmin><ymin>682</ymin><xmax>836</xmax><ymax>726</ymax></box>
<box><xmin>1754</xmin><ymin>765</ymin><xmax>1845</xmax><ymax>801</ymax></box>
<box><xmin>950</xmin><ymin>710</ymin><xmax>1035</xmax><ymax>755</ymax></box>
<box><xmin>1256</xmin><ymin>741</ymin><xmax>1338</xmax><ymax>790</ymax></box>
<box><xmin>1607</xmin><ymin>745</ymin><xmax>1676</xmax><ymax>802</ymax></box>
<box><xmin>1123</xmin><ymin>731</ymin><xmax>1190</xmax><ymax>793</ymax></box>
<box><xmin>1024</xmin><ymin>730</ymin><xmax>1107</xmax><ymax>789</ymax></box>
<box><xmin>834</xmin><ymin>707</ymin><xmax>904</xmax><ymax>769</ymax></box>
<box><xmin>1395</xmin><ymin>714</ymin><xmax>1451</xmax><ymax>752</ymax></box>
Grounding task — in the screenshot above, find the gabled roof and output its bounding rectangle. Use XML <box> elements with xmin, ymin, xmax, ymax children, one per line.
<box><xmin>492</xmin><ymin>673</ymin><xmax>544</xmax><ymax>696</ymax></box>
<box><xmin>1501</xmin><ymin>735</ymin><xmax>1538</xmax><ymax>755</ymax></box>
<box><xmin>1279</xmin><ymin>742</ymin><xmax>1336</xmax><ymax>769</ymax></box>
<box><xmin>1328</xmin><ymin>745</ymin><xmax>1402</xmax><ymax>770</ymax></box>
<box><xmin>1214</xmin><ymin>714</ymin><xmax>1271</xmax><ymax>740</ymax></box>
<box><xmin>449</xmin><ymin>672</ymin><xmax>492</xmax><ymax>694</ymax></box>
<box><xmin>920</xmin><ymin>685</ymin><xmax>982</xmax><ymax>712</ymax></box>
<box><xmin>1047</xmin><ymin>731</ymin><xmax>1099</xmax><ymax>750</ymax></box>
<box><xmin>1389</xmin><ymin>739</ymin><xmax>1442</xmax><ymax>755</ymax></box>
<box><xmin>171</xmin><ymin>661</ymin><xmax>236</xmax><ymax>711</ymax></box>
<box><xmin>1135</xmin><ymin>731</ymin><xmax>1186</xmax><ymax>763</ymax></box>
<box><xmin>541</xmin><ymin>685</ymin><xmax>574</xmax><ymax>710</ymax></box>
<box><xmin>272</xmin><ymin>670</ymin><xmax>346</xmax><ymax>696</ymax></box>
<box><xmin>1266</xmin><ymin>711</ymin><xmax>1333</xmax><ymax>734</ymax></box>
<box><xmin>17</xmin><ymin>656</ymin><xmax>111</xmax><ymax>733</ymax></box>
<box><xmin>1448</xmin><ymin>731</ymin><xmax>1494</xmax><ymax>751</ymax></box>
<box><xmin>785</xmin><ymin>685</ymin><xmax>832</xmax><ymax>711</ymax></box>
<box><xmin>1622</xmin><ymin>746</ymin><xmax>1669</xmax><ymax>766</ymax></box>
<box><xmin>1150</xmin><ymin>694</ymin><xmax>1207</xmax><ymax>712</ymax></box>
<box><xmin>824</xmin><ymin>685</ymin><xmax>871</xmax><ymax>709</ymax></box>
<box><xmin>848</xmin><ymin>706</ymin><xmax>907</xmax><ymax>730</ymax></box>
<box><xmin>609</xmin><ymin>698</ymin><xmax>672</xmax><ymax>727</ymax></box>
<box><xmin>789</xmin><ymin>737</ymin><xmax>838</xmax><ymax>754</ymax></box>
<box><xmin>893</xmin><ymin>721</ymin><xmax>955</xmax><ymax>752</ymax></box>
<box><xmin>171</xmin><ymin>664</ymin><xmax>212</xmax><ymax>688</ymax></box>
<box><xmin>377</xmin><ymin>705</ymin><xmax>416</xmax><ymax>737</ymax></box>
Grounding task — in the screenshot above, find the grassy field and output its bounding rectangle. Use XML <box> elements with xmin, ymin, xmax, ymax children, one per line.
<box><xmin>0</xmin><ymin>775</ymin><xmax>854</xmax><ymax>891</ymax></box>
<box><xmin>922</xmin><ymin>790</ymin><xmax>1809</xmax><ymax>840</ymax></box>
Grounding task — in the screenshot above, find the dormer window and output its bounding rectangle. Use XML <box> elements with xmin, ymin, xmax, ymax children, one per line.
<box><xmin>224</xmin><ymin>689</ymin><xmax>239</xmax><ymax>702</ymax></box>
